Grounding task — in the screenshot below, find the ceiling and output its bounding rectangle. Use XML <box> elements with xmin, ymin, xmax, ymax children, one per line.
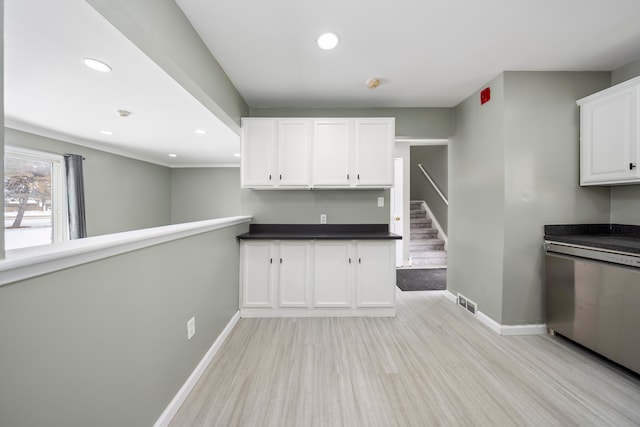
<box><xmin>5</xmin><ymin>0</ymin><xmax>640</xmax><ymax>167</ymax></box>
<box><xmin>176</xmin><ymin>0</ymin><xmax>640</xmax><ymax>108</ymax></box>
<box><xmin>4</xmin><ymin>0</ymin><xmax>240</xmax><ymax>167</ymax></box>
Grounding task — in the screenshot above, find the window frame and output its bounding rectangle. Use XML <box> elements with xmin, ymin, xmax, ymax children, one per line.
<box><xmin>4</xmin><ymin>145</ymin><xmax>69</xmax><ymax>247</ymax></box>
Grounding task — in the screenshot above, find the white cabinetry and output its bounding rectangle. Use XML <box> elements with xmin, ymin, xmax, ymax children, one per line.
<box><xmin>278</xmin><ymin>241</ymin><xmax>311</xmax><ymax>307</ymax></box>
<box><xmin>241</xmin><ymin>118</ymin><xmax>311</xmax><ymax>188</ymax></box>
<box><xmin>354</xmin><ymin>119</ymin><xmax>395</xmax><ymax>186</ymax></box>
<box><xmin>355</xmin><ymin>241</ymin><xmax>396</xmax><ymax>307</ymax></box>
<box><xmin>313</xmin><ymin>118</ymin><xmax>394</xmax><ymax>188</ymax></box>
<box><xmin>577</xmin><ymin>76</ymin><xmax>640</xmax><ymax>185</ymax></box>
<box><xmin>240</xmin><ymin>241</ymin><xmax>274</xmax><ymax>307</ymax></box>
<box><xmin>242</xmin><ymin>117</ymin><xmax>394</xmax><ymax>189</ymax></box>
<box><xmin>313</xmin><ymin>241</ymin><xmax>352</xmax><ymax>307</ymax></box>
<box><xmin>240</xmin><ymin>239</ymin><xmax>396</xmax><ymax>316</ymax></box>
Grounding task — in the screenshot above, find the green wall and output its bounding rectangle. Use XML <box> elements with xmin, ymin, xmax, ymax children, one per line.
<box><xmin>0</xmin><ymin>222</ymin><xmax>248</xmax><ymax>427</ymax></box>
<box><xmin>171</xmin><ymin>167</ymin><xmax>241</xmax><ymax>223</ymax></box>
<box><xmin>5</xmin><ymin>128</ymin><xmax>172</xmax><ymax>237</ymax></box>
<box><xmin>241</xmin><ymin>189</ymin><xmax>389</xmax><ymax>224</ymax></box>
<box><xmin>449</xmin><ymin>74</ymin><xmax>507</xmax><ymax>322</ymax></box>
<box><xmin>410</xmin><ymin>145</ymin><xmax>448</xmax><ymax>234</ymax></box>
<box><xmin>250</xmin><ymin>107</ymin><xmax>454</xmax><ymax>139</ymax></box>
<box><xmin>449</xmin><ymin>71</ymin><xmax>612</xmax><ymax>325</ymax></box>
<box><xmin>501</xmin><ymin>72</ymin><xmax>611</xmax><ymax>325</ymax></box>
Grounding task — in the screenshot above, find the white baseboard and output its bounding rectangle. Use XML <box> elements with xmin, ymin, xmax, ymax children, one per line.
<box><xmin>154</xmin><ymin>310</ymin><xmax>240</xmax><ymax>427</ymax></box>
<box><xmin>444</xmin><ymin>290</ymin><xmax>457</xmax><ymax>303</ymax></box>
<box><xmin>499</xmin><ymin>323</ymin><xmax>547</xmax><ymax>336</ymax></box>
<box><xmin>445</xmin><ymin>293</ymin><xmax>546</xmax><ymax>336</ymax></box>
<box><xmin>240</xmin><ymin>307</ymin><xmax>396</xmax><ymax>318</ymax></box>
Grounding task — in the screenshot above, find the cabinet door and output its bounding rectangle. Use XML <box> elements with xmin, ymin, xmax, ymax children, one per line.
<box><xmin>313</xmin><ymin>119</ymin><xmax>351</xmax><ymax>186</ymax></box>
<box><xmin>355</xmin><ymin>241</ymin><xmax>395</xmax><ymax>307</ymax></box>
<box><xmin>580</xmin><ymin>86</ymin><xmax>640</xmax><ymax>185</ymax></box>
<box><xmin>278</xmin><ymin>241</ymin><xmax>311</xmax><ymax>307</ymax></box>
<box><xmin>241</xmin><ymin>119</ymin><xmax>277</xmax><ymax>187</ymax></box>
<box><xmin>313</xmin><ymin>241</ymin><xmax>352</xmax><ymax>307</ymax></box>
<box><xmin>241</xmin><ymin>242</ymin><xmax>274</xmax><ymax>307</ymax></box>
<box><xmin>278</xmin><ymin>119</ymin><xmax>311</xmax><ymax>187</ymax></box>
<box><xmin>354</xmin><ymin>119</ymin><xmax>395</xmax><ymax>186</ymax></box>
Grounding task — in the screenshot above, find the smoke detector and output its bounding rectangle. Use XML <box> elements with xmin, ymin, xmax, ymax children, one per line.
<box><xmin>367</xmin><ymin>78</ymin><xmax>381</xmax><ymax>89</ymax></box>
<box><xmin>117</xmin><ymin>109</ymin><xmax>132</xmax><ymax>117</ymax></box>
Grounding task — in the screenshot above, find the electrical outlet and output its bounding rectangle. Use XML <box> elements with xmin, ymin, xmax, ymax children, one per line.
<box><xmin>320</xmin><ymin>214</ymin><xmax>327</xmax><ymax>224</ymax></box>
<box><xmin>377</xmin><ymin>197</ymin><xmax>384</xmax><ymax>207</ymax></box>
<box><xmin>187</xmin><ymin>317</ymin><xmax>195</xmax><ymax>340</ymax></box>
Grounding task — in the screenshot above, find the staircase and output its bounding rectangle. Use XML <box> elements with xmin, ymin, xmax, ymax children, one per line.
<box><xmin>410</xmin><ymin>201</ymin><xmax>447</xmax><ymax>268</ymax></box>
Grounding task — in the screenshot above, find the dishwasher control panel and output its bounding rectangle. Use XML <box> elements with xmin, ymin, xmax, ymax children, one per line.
<box><xmin>545</xmin><ymin>241</ymin><xmax>640</xmax><ymax>268</ymax></box>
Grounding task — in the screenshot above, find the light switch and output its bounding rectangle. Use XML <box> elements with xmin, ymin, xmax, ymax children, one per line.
<box><xmin>377</xmin><ymin>197</ymin><xmax>384</xmax><ymax>207</ymax></box>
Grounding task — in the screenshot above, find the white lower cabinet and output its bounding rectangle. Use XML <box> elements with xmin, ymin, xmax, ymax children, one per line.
<box><xmin>240</xmin><ymin>241</ymin><xmax>275</xmax><ymax>307</ymax></box>
<box><xmin>313</xmin><ymin>241</ymin><xmax>352</xmax><ymax>307</ymax></box>
<box><xmin>355</xmin><ymin>241</ymin><xmax>396</xmax><ymax>307</ymax></box>
<box><xmin>278</xmin><ymin>241</ymin><xmax>311</xmax><ymax>307</ymax></box>
<box><xmin>240</xmin><ymin>239</ymin><xmax>395</xmax><ymax>317</ymax></box>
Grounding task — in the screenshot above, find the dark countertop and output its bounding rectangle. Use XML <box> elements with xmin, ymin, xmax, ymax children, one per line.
<box><xmin>544</xmin><ymin>224</ymin><xmax>640</xmax><ymax>254</ymax></box>
<box><xmin>237</xmin><ymin>224</ymin><xmax>402</xmax><ymax>240</ymax></box>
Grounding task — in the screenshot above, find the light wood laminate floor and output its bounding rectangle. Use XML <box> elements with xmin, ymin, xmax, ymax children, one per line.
<box><xmin>170</xmin><ymin>291</ymin><xmax>640</xmax><ymax>426</ymax></box>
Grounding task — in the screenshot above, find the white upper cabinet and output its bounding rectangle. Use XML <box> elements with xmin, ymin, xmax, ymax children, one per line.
<box><xmin>278</xmin><ymin>120</ymin><xmax>311</xmax><ymax>186</ymax></box>
<box><xmin>241</xmin><ymin>118</ymin><xmax>311</xmax><ymax>188</ymax></box>
<box><xmin>241</xmin><ymin>118</ymin><xmax>276</xmax><ymax>187</ymax></box>
<box><xmin>242</xmin><ymin>117</ymin><xmax>394</xmax><ymax>189</ymax></box>
<box><xmin>313</xmin><ymin>118</ymin><xmax>395</xmax><ymax>188</ymax></box>
<box><xmin>354</xmin><ymin>118</ymin><xmax>395</xmax><ymax>186</ymax></box>
<box><xmin>313</xmin><ymin>119</ymin><xmax>351</xmax><ymax>186</ymax></box>
<box><xmin>578</xmin><ymin>76</ymin><xmax>640</xmax><ymax>186</ymax></box>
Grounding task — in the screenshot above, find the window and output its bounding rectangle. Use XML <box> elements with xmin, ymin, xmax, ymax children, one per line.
<box><xmin>4</xmin><ymin>146</ymin><xmax>68</xmax><ymax>250</ymax></box>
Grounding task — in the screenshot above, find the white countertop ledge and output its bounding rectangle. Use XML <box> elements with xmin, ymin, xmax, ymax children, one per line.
<box><xmin>0</xmin><ymin>216</ymin><xmax>252</xmax><ymax>287</ymax></box>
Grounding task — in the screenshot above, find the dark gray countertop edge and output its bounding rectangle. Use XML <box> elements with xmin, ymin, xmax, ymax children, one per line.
<box><xmin>237</xmin><ymin>224</ymin><xmax>402</xmax><ymax>240</ymax></box>
<box><xmin>544</xmin><ymin>223</ymin><xmax>640</xmax><ymax>254</ymax></box>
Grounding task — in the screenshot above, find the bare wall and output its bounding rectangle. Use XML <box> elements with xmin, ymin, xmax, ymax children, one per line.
<box><xmin>171</xmin><ymin>167</ymin><xmax>241</xmax><ymax>224</ymax></box>
<box><xmin>0</xmin><ymin>222</ymin><xmax>249</xmax><ymax>427</ymax></box>
<box><xmin>241</xmin><ymin>189</ymin><xmax>389</xmax><ymax>224</ymax></box>
<box><xmin>249</xmin><ymin>107</ymin><xmax>454</xmax><ymax>139</ymax></box>
<box><xmin>501</xmin><ymin>71</ymin><xmax>611</xmax><ymax>325</ymax></box>
<box><xmin>448</xmin><ymin>74</ymin><xmax>506</xmax><ymax>322</ymax></box>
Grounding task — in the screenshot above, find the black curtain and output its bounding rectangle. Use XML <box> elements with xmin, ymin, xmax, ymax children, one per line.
<box><xmin>64</xmin><ymin>154</ymin><xmax>87</xmax><ymax>239</ymax></box>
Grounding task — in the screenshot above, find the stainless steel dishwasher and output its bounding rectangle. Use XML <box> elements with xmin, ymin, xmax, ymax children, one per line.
<box><xmin>545</xmin><ymin>241</ymin><xmax>640</xmax><ymax>375</ymax></box>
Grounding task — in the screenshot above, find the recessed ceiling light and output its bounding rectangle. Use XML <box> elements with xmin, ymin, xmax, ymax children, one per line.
<box><xmin>84</xmin><ymin>58</ymin><xmax>112</xmax><ymax>72</ymax></box>
<box><xmin>195</xmin><ymin>129</ymin><xmax>206</xmax><ymax>135</ymax></box>
<box><xmin>168</xmin><ymin>154</ymin><xmax>177</xmax><ymax>158</ymax></box>
<box><xmin>99</xmin><ymin>130</ymin><xmax>113</xmax><ymax>135</ymax></box>
<box><xmin>317</xmin><ymin>33</ymin><xmax>339</xmax><ymax>50</ymax></box>
<box><xmin>234</xmin><ymin>153</ymin><xmax>241</xmax><ymax>157</ymax></box>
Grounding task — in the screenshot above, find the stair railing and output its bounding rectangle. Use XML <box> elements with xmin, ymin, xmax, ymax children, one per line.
<box><xmin>417</xmin><ymin>163</ymin><xmax>448</xmax><ymax>206</ymax></box>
